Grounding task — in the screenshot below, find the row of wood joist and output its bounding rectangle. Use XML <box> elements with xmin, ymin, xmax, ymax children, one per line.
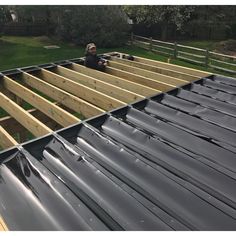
<box><xmin>0</xmin><ymin>52</ymin><xmax>209</xmax><ymax>151</ymax></box>
<box><xmin>0</xmin><ymin>55</ymin><xmax>157</xmax><ymax>150</ymax></box>
<box><xmin>105</xmin><ymin>51</ymin><xmax>211</xmax><ymax>80</ymax></box>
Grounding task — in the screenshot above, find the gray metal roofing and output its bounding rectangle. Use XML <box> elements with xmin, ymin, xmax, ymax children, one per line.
<box><xmin>0</xmin><ymin>73</ymin><xmax>236</xmax><ymax>230</ymax></box>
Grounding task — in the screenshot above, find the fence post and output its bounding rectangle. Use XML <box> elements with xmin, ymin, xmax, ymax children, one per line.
<box><xmin>205</xmin><ymin>49</ymin><xmax>209</xmax><ymax>67</ymax></box>
<box><xmin>173</xmin><ymin>42</ymin><xmax>177</xmax><ymax>59</ymax></box>
<box><xmin>149</xmin><ymin>37</ymin><xmax>153</xmax><ymax>51</ymax></box>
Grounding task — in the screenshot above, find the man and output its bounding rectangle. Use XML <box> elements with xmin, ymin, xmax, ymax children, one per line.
<box><xmin>84</xmin><ymin>43</ymin><xmax>107</xmax><ymax>72</ymax></box>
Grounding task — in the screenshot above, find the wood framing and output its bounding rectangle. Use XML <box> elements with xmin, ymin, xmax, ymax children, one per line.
<box><xmin>70</xmin><ymin>63</ymin><xmax>157</xmax><ymax>97</ymax></box>
<box><xmin>2</xmin><ymin>76</ymin><xmax>80</xmax><ymax>127</ymax></box>
<box><xmin>0</xmin><ymin>92</ymin><xmax>52</xmax><ymax>137</ymax></box>
<box><xmin>0</xmin><ymin>125</ymin><xmax>18</xmax><ymax>149</ymax></box>
<box><xmin>0</xmin><ymin>51</ymin><xmax>215</xmax><ymax>153</ymax></box>
<box><xmin>21</xmin><ymin>72</ymin><xmax>104</xmax><ymax>118</ymax></box>
<box><xmin>107</xmin><ymin>60</ymin><xmax>187</xmax><ymax>86</ymax></box>
<box><xmin>112</xmin><ymin>52</ymin><xmax>211</xmax><ymax>78</ymax></box>
<box><xmin>133</xmin><ymin>55</ymin><xmax>211</xmax><ymax>77</ymax></box>
<box><xmin>0</xmin><ymin>217</ymin><xmax>8</xmax><ymax>231</ymax></box>
<box><xmin>109</xmin><ymin>56</ymin><xmax>199</xmax><ymax>82</ymax></box>
<box><xmin>39</xmin><ymin>69</ymin><xmax>126</xmax><ymax>110</ymax></box>
<box><xmin>54</xmin><ymin>65</ymin><xmax>142</xmax><ymax>103</ymax></box>
<box><xmin>0</xmin><ymin>108</ymin><xmax>61</xmax><ymax>136</ymax></box>
<box><xmin>105</xmin><ymin>66</ymin><xmax>175</xmax><ymax>91</ymax></box>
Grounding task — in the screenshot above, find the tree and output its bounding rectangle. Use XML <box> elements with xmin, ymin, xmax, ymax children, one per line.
<box><xmin>0</xmin><ymin>6</ymin><xmax>11</xmax><ymax>23</ymax></box>
<box><xmin>1</xmin><ymin>5</ymin><xmax>130</xmax><ymax>46</ymax></box>
<box><xmin>9</xmin><ymin>5</ymin><xmax>51</xmax><ymax>23</ymax></box>
<box><xmin>0</xmin><ymin>6</ymin><xmax>11</xmax><ymax>35</ymax></box>
<box><xmin>55</xmin><ymin>6</ymin><xmax>130</xmax><ymax>47</ymax></box>
<box><xmin>123</xmin><ymin>5</ymin><xmax>195</xmax><ymax>40</ymax></box>
<box><xmin>185</xmin><ymin>6</ymin><xmax>236</xmax><ymax>40</ymax></box>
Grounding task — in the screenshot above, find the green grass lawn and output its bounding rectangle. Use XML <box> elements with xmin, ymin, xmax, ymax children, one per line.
<box><xmin>0</xmin><ymin>35</ymin><xmax>145</xmax><ymax>71</ymax></box>
<box><xmin>0</xmin><ymin>36</ymin><xmax>88</xmax><ymax>71</ymax></box>
<box><xmin>178</xmin><ymin>40</ymin><xmax>219</xmax><ymax>50</ymax></box>
<box><xmin>0</xmin><ymin>35</ymin><xmax>231</xmax><ymax>75</ymax></box>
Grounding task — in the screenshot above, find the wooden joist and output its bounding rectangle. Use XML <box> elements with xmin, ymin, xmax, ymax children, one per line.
<box><xmin>54</xmin><ymin>65</ymin><xmax>142</xmax><ymax>103</ymax></box>
<box><xmin>107</xmin><ymin>60</ymin><xmax>187</xmax><ymax>86</ymax></box>
<box><xmin>0</xmin><ymin>107</ymin><xmax>61</xmax><ymax>136</ymax></box>
<box><xmin>133</xmin><ymin>55</ymin><xmax>211</xmax><ymax>77</ymax></box>
<box><xmin>0</xmin><ymin>125</ymin><xmax>18</xmax><ymax>149</ymax></box>
<box><xmin>112</xmin><ymin>52</ymin><xmax>211</xmax><ymax>78</ymax></box>
<box><xmin>109</xmin><ymin>56</ymin><xmax>199</xmax><ymax>82</ymax></box>
<box><xmin>39</xmin><ymin>69</ymin><xmax>126</xmax><ymax>110</ymax></box>
<box><xmin>70</xmin><ymin>63</ymin><xmax>157</xmax><ymax>97</ymax></box>
<box><xmin>106</xmin><ymin>66</ymin><xmax>174</xmax><ymax>91</ymax></box>
<box><xmin>0</xmin><ymin>92</ymin><xmax>52</xmax><ymax>137</ymax></box>
<box><xmin>0</xmin><ymin>217</ymin><xmax>8</xmax><ymax>231</ymax></box>
<box><xmin>2</xmin><ymin>76</ymin><xmax>80</xmax><ymax>127</ymax></box>
<box><xmin>21</xmin><ymin>72</ymin><xmax>104</xmax><ymax>118</ymax></box>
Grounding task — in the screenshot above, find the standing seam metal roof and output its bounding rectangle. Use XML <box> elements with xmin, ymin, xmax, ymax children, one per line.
<box><xmin>0</xmin><ymin>71</ymin><xmax>236</xmax><ymax>230</ymax></box>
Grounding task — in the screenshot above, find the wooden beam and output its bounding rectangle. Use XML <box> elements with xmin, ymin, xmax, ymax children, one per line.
<box><xmin>0</xmin><ymin>217</ymin><xmax>8</xmax><ymax>231</ymax></box>
<box><xmin>0</xmin><ymin>125</ymin><xmax>18</xmax><ymax>149</ymax></box>
<box><xmin>114</xmin><ymin>52</ymin><xmax>211</xmax><ymax>78</ymax></box>
<box><xmin>54</xmin><ymin>65</ymin><xmax>142</xmax><ymax>103</ymax></box>
<box><xmin>108</xmin><ymin>60</ymin><xmax>187</xmax><ymax>86</ymax></box>
<box><xmin>2</xmin><ymin>76</ymin><xmax>80</xmax><ymax>127</ymax></box>
<box><xmin>109</xmin><ymin>56</ymin><xmax>199</xmax><ymax>82</ymax></box>
<box><xmin>105</xmin><ymin>66</ymin><xmax>174</xmax><ymax>91</ymax></box>
<box><xmin>21</xmin><ymin>72</ymin><xmax>104</xmax><ymax>118</ymax></box>
<box><xmin>39</xmin><ymin>69</ymin><xmax>126</xmax><ymax>110</ymax></box>
<box><xmin>70</xmin><ymin>63</ymin><xmax>157</xmax><ymax>97</ymax></box>
<box><xmin>0</xmin><ymin>108</ymin><xmax>61</xmax><ymax>136</ymax></box>
<box><xmin>0</xmin><ymin>92</ymin><xmax>52</xmax><ymax>137</ymax></box>
<box><xmin>0</xmin><ymin>83</ymin><xmax>16</xmax><ymax>100</ymax></box>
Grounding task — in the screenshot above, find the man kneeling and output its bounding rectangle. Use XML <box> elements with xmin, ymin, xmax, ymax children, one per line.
<box><xmin>84</xmin><ymin>43</ymin><xmax>107</xmax><ymax>72</ymax></box>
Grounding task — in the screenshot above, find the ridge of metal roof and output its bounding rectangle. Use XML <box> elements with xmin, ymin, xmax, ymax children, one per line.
<box><xmin>0</xmin><ymin>66</ymin><xmax>236</xmax><ymax>230</ymax></box>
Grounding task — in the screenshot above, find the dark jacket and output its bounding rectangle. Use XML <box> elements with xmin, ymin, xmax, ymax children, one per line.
<box><xmin>84</xmin><ymin>53</ymin><xmax>106</xmax><ymax>72</ymax></box>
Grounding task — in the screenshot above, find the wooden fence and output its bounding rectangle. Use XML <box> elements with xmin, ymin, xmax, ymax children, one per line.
<box><xmin>131</xmin><ymin>34</ymin><xmax>236</xmax><ymax>76</ymax></box>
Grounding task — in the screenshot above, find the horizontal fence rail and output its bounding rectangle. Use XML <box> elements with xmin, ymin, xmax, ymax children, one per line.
<box><xmin>131</xmin><ymin>34</ymin><xmax>236</xmax><ymax>76</ymax></box>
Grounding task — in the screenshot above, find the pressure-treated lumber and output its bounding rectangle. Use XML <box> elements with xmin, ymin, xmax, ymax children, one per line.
<box><xmin>2</xmin><ymin>76</ymin><xmax>79</xmax><ymax>127</ymax></box>
<box><xmin>0</xmin><ymin>92</ymin><xmax>52</xmax><ymax>137</ymax></box>
<box><xmin>0</xmin><ymin>217</ymin><xmax>8</xmax><ymax>231</ymax></box>
<box><xmin>106</xmin><ymin>66</ymin><xmax>175</xmax><ymax>91</ymax></box>
<box><xmin>108</xmin><ymin>60</ymin><xmax>187</xmax><ymax>86</ymax></box>
<box><xmin>22</xmin><ymin>72</ymin><xmax>104</xmax><ymax>118</ymax></box>
<box><xmin>132</xmin><ymin>54</ymin><xmax>211</xmax><ymax>77</ymax></box>
<box><xmin>0</xmin><ymin>125</ymin><xmax>18</xmax><ymax>149</ymax></box>
<box><xmin>54</xmin><ymin>65</ymin><xmax>141</xmax><ymax>103</ymax></box>
<box><xmin>109</xmin><ymin>56</ymin><xmax>199</xmax><ymax>82</ymax></box>
<box><xmin>112</xmin><ymin>52</ymin><xmax>211</xmax><ymax>78</ymax></box>
<box><xmin>40</xmin><ymin>69</ymin><xmax>126</xmax><ymax>110</ymax></box>
<box><xmin>0</xmin><ymin>83</ymin><xmax>15</xmax><ymax>100</ymax></box>
<box><xmin>0</xmin><ymin>107</ymin><xmax>60</xmax><ymax>136</ymax></box>
<box><xmin>70</xmin><ymin>63</ymin><xmax>157</xmax><ymax>97</ymax></box>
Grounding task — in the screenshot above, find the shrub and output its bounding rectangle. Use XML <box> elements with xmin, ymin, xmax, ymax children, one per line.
<box><xmin>215</xmin><ymin>39</ymin><xmax>236</xmax><ymax>53</ymax></box>
<box><xmin>56</xmin><ymin>6</ymin><xmax>130</xmax><ymax>48</ymax></box>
